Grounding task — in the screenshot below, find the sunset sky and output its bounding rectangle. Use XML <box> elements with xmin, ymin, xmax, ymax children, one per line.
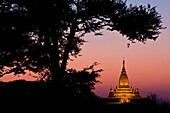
<box><xmin>0</xmin><ymin>0</ymin><xmax>170</xmax><ymax>100</ymax></box>
<box><xmin>68</xmin><ymin>0</ymin><xmax>170</xmax><ymax>100</ymax></box>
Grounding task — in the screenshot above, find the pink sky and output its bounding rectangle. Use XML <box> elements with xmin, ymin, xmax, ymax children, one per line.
<box><xmin>68</xmin><ymin>28</ymin><xmax>170</xmax><ymax>100</ymax></box>
<box><xmin>0</xmin><ymin>0</ymin><xmax>170</xmax><ymax>100</ymax></box>
<box><xmin>69</xmin><ymin>0</ymin><xmax>170</xmax><ymax>100</ymax></box>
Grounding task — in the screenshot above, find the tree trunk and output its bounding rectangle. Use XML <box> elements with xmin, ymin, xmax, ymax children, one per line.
<box><xmin>50</xmin><ymin>30</ymin><xmax>61</xmax><ymax>83</ymax></box>
<box><xmin>44</xmin><ymin>30</ymin><xmax>60</xmax><ymax>83</ymax></box>
<box><xmin>61</xmin><ymin>20</ymin><xmax>76</xmax><ymax>73</ymax></box>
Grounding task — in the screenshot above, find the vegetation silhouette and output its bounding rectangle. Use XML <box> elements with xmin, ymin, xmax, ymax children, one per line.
<box><xmin>112</xmin><ymin>93</ymin><xmax>170</xmax><ymax>113</ymax></box>
<box><xmin>0</xmin><ymin>0</ymin><xmax>168</xmax><ymax>112</ymax></box>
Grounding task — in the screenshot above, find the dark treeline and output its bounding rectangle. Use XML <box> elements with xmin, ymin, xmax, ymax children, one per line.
<box><xmin>0</xmin><ymin>79</ymin><xmax>169</xmax><ymax>113</ymax></box>
<box><xmin>0</xmin><ymin>79</ymin><xmax>107</xmax><ymax>112</ymax></box>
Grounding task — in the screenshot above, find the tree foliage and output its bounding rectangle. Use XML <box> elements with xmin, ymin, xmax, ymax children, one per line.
<box><xmin>0</xmin><ymin>0</ymin><xmax>165</xmax><ymax>82</ymax></box>
<box><xmin>65</xmin><ymin>62</ymin><xmax>103</xmax><ymax>98</ymax></box>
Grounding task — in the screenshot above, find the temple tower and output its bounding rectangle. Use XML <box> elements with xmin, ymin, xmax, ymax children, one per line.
<box><xmin>108</xmin><ymin>59</ymin><xmax>141</xmax><ymax>104</ymax></box>
<box><xmin>119</xmin><ymin>59</ymin><xmax>129</xmax><ymax>87</ymax></box>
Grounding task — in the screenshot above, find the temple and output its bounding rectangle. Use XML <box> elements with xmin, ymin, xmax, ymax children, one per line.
<box><xmin>107</xmin><ymin>59</ymin><xmax>141</xmax><ymax>104</ymax></box>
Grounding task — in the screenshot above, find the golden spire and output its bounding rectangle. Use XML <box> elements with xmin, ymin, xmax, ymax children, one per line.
<box><xmin>122</xmin><ymin>58</ymin><xmax>125</xmax><ymax>70</ymax></box>
<box><xmin>119</xmin><ymin>58</ymin><xmax>129</xmax><ymax>86</ymax></box>
<box><xmin>121</xmin><ymin>58</ymin><xmax>126</xmax><ymax>73</ymax></box>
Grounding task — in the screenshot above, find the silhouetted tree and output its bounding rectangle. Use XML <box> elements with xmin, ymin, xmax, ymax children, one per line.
<box><xmin>65</xmin><ymin>62</ymin><xmax>102</xmax><ymax>99</ymax></box>
<box><xmin>146</xmin><ymin>93</ymin><xmax>170</xmax><ymax>106</ymax></box>
<box><xmin>146</xmin><ymin>92</ymin><xmax>159</xmax><ymax>105</ymax></box>
<box><xmin>0</xmin><ymin>0</ymin><xmax>165</xmax><ymax>83</ymax></box>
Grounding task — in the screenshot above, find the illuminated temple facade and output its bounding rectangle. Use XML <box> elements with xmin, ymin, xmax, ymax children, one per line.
<box><xmin>108</xmin><ymin>59</ymin><xmax>141</xmax><ymax>104</ymax></box>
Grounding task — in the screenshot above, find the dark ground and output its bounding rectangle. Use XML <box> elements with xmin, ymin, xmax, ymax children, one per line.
<box><xmin>0</xmin><ymin>80</ymin><xmax>169</xmax><ymax>113</ymax></box>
